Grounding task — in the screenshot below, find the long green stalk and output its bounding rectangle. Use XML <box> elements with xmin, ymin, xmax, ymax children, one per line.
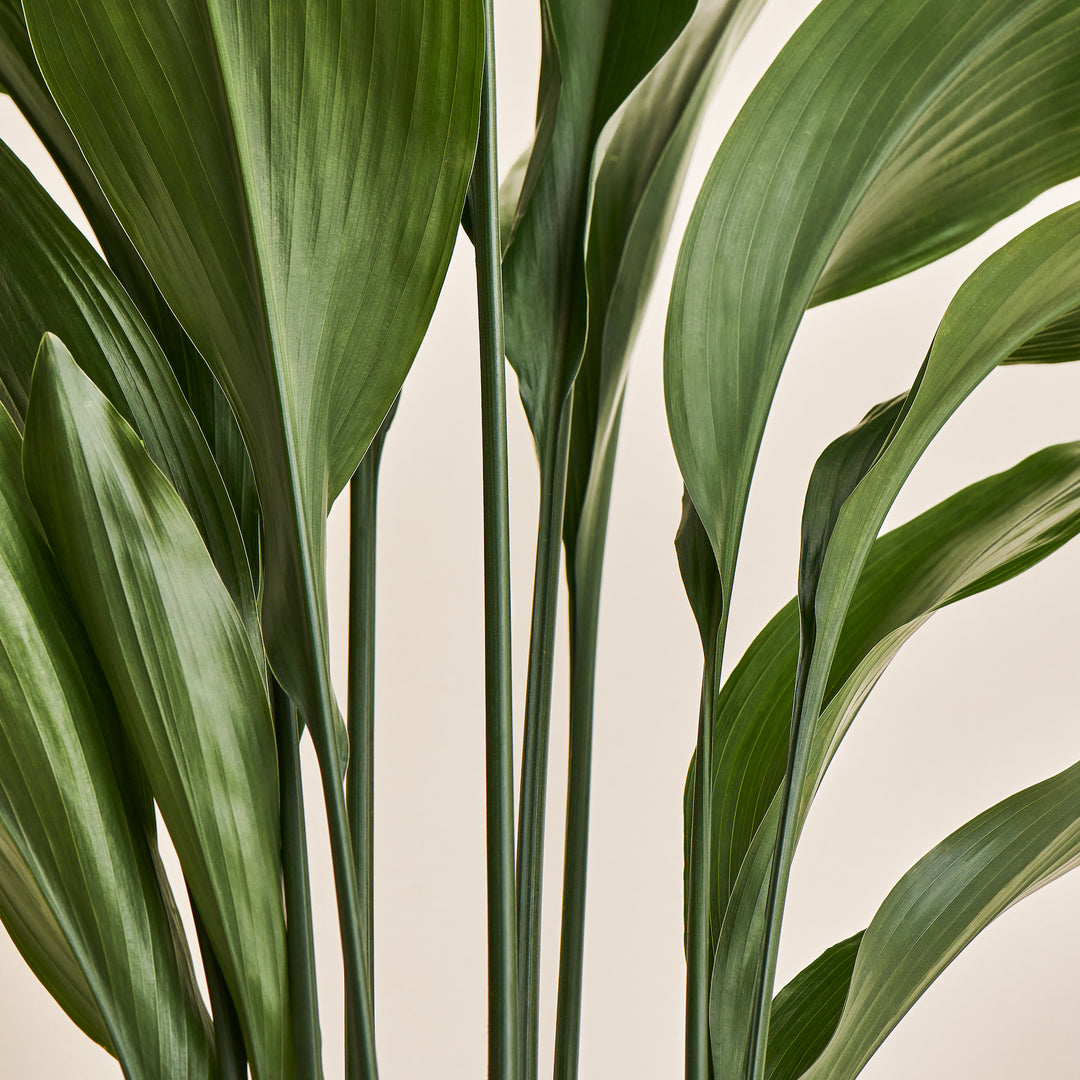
<box><xmin>273</xmin><ymin>681</ymin><xmax>323</xmax><ymax>1080</ymax></box>
<box><xmin>346</xmin><ymin>433</ymin><xmax>384</xmax><ymax>1016</ymax></box>
<box><xmin>468</xmin><ymin>6</ymin><xmax>520</xmax><ymax>1079</ymax></box>
<box><xmin>551</xmin><ymin>587</ymin><xmax>600</xmax><ymax>1080</ymax></box>
<box><xmin>517</xmin><ymin>400</ymin><xmax>573</xmax><ymax>1080</ymax></box>
<box><xmin>191</xmin><ymin>900</ymin><xmax>247</xmax><ymax>1080</ymax></box>
<box><xmin>686</xmin><ymin>626</ymin><xmax>721</xmax><ymax>1080</ymax></box>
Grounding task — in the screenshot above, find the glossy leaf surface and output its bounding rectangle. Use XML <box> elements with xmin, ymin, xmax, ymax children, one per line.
<box><xmin>23</xmin><ymin>337</ymin><xmax>290</xmax><ymax>1080</ymax></box>
<box><xmin>0</xmin><ymin>139</ymin><xmax>259</xmax><ymax>659</ymax></box>
<box><xmin>0</xmin><ymin>403</ymin><xmax>210</xmax><ymax>1076</ymax></box>
<box><xmin>23</xmin><ymin>0</ymin><xmax>484</xmax><ymax>741</ymax></box>
<box><xmin>798</xmin><ymin>763</ymin><xmax>1080</xmax><ymax>1079</ymax></box>
<box><xmin>666</xmin><ymin>0</ymin><xmax>1080</xmax><ymax>602</ymax></box>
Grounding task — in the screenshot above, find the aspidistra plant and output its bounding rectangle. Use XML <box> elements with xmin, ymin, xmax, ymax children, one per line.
<box><xmin>1</xmin><ymin>0</ymin><xmax>1080</xmax><ymax>1078</ymax></box>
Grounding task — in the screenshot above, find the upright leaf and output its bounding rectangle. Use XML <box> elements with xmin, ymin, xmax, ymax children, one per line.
<box><xmin>0</xmin><ymin>139</ymin><xmax>259</xmax><ymax>659</ymax></box>
<box><xmin>22</xmin><ymin>0</ymin><xmax>484</xmax><ymax>764</ymax></box>
<box><xmin>23</xmin><ymin>336</ymin><xmax>290</xmax><ymax>1080</ymax></box>
<box><xmin>0</xmin><ymin>0</ymin><xmax>260</xmax><ymax>560</ymax></box>
<box><xmin>666</xmin><ymin>0</ymin><xmax>1080</xmax><ymax>606</ymax></box>
<box><xmin>0</xmin><ymin>403</ymin><xmax>211</xmax><ymax>1077</ymax></box>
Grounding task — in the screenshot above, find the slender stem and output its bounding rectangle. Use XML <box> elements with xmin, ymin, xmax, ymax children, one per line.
<box><xmin>517</xmin><ymin>400</ymin><xmax>573</xmax><ymax>1080</ymax></box>
<box><xmin>274</xmin><ymin>681</ymin><xmax>324</xmax><ymax>1080</ymax></box>
<box><xmin>469</xmin><ymin>7</ymin><xmax>520</xmax><ymax>1080</ymax></box>
<box><xmin>551</xmin><ymin>592</ymin><xmax>599</xmax><ymax>1080</ymax></box>
<box><xmin>190</xmin><ymin>897</ymin><xmax>247</xmax><ymax>1080</ymax></box>
<box><xmin>686</xmin><ymin>625</ymin><xmax>721</xmax><ymax>1080</ymax></box>
<box><xmin>346</xmin><ymin>436</ymin><xmax>382</xmax><ymax>1022</ymax></box>
<box><xmin>744</xmin><ymin>634</ymin><xmax>814</xmax><ymax>1080</ymax></box>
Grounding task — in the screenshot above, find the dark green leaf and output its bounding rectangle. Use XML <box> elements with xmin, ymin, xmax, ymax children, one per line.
<box><xmin>0</xmin><ymin>139</ymin><xmax>259</xmax><ymax>661</ymax></box>
<box><xmin>665</xmin><ymin>0</ymin><xmax>1080</xmax><ymax>608</ymax></box>
<box><xmin>0</xmin><ymin>402</ymin><xmax>211</xmax><ymax>1076</ymax></box>
<box><xmin>765</xmin><ymin>934</ymin><xmax>862</xmax><ymax>1080</ymax></box>
<box><xmin>798</xmin><ymin>763</ymin><xmax>1080</xmax><ymax>1080</ymax></box>
<box><xmin>23</xmin><ymin>336</ymin><xmax>291</xmax><ymax>1080</ymax></box>
<box><xmin>23</xmin><ymin>0</ymin><xmax>484</xmax><ymax>758</ymax></box>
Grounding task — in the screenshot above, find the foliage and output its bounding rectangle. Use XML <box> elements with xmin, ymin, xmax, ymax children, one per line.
<box><xmin>0</xmin><ymin>0</ymin><xmax>1078</xmax><ymax>1078</ymax></box>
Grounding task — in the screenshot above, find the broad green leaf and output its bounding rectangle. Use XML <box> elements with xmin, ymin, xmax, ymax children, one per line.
<box><xmin>565</xmin><ymin>0</ymin><xmax>767</xmax><ymax>649</ymax></box>
<box><xmin>764</xmin><ymin>934</ymin><xmax>862</xmax><ymax>1080</ymax></box>
<box><xmin>665</xmin><ymin>0</ymin><xmax>1080</xmax><ymax>605</ymax></box>
<box><xmin>798</xmin><ymin>763</ymin><xmax>1080</xmax><ymax>1080</ymax></box>
<box><xmin>731</xmin><ymin>204</ymin><xmax>1080</xmax><ymax>1075</ymax></box>
<box><xmin>23</xmin><ymin>0</ymin><xmax>484</xmax><ymax>755</ymax></box>
<box><xmin>502</xmin><ymin>0</ymin><xmax>696</xmax><ymax>456</ymax></box>
<box><xmin>23</xmin><ymin>336</ymin><xmax>290</xmax><ymax>1080</ymax></box>
<box><xmin>0</xmin><ymin>403</ymin><xmax>211</xmax><ymax>1076</ymax></box>
<box><xmin>0</xmin><ymin>139</ymin><xmax>259</xmax><ymax>661</ymax></box>
<box><xmin>0</xmin><ymin>0</ymin><xmax>259</xmax><ymax>561</ymax></box>
<box><xmin>695</xmin><ymin>431</ymin><xmax>1080</xmax><ymax>1075</ymax></box>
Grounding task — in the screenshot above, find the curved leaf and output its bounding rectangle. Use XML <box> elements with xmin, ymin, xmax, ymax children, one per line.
<box><xmin>764</xmin><ymin>934</ymin><xmax>862</xmax><ymax>1080</ymax></box>
<box><xmin>0</xmin><ymin>403</ymin><xmax>211</xmax><ymax>1076</ymax></box>
<box><xmin>22</xmin><ymin>0</ymin><xmax>484</xmax><ymax>755</ymax></box>
<box><xmin>798</xmin><ymin>763</ymin><xmax>1080</xmax><ymax>1080</ymax></box>
<box><xmin>0</xmin><ymin>139</ymin><xmax>259</xmax><ymax>660</ymax></box>
<box><xmin>23</xmin><ymin>336</ymin><xmax>290</xmax><ymax>1080</ymax></box>
<box><xmin>697</xmin><ymin>429</ymin><xmax>1080</xmax><ymax>1076</ymax></box>
<box><xmin>0</xmin><ymin>0</ymin><xmax>260</xmax><ymax>562</ymax></box>
<box><xmin>502</xmin><ymin>0</ymin><xmax>695</xmax><ymax>453</ymax></box>
<box><xmin>665</xmin><ymin>0</ymin><xmax>1080</xmax><ymax>603</ymax></box>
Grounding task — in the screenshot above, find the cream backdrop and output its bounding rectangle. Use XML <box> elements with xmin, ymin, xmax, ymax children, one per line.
<box><xmin>2</xmin><ymin>1</ymin><xmax>1080</xmax><ymax>1077</ymax></box>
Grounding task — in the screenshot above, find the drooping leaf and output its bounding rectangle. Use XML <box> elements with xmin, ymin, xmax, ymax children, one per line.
<box><xmin>764</xmin><ymin>933</ymin><xmax>862</xmax><ymax>1080</ymax></box>
<box><xmin>797</xmin><ymin>763</ymin><xmax>1080</xmax><ymax>1080</ymax></box>
<box><xmin>697</xmin><ymin>428</ymin><xmax>1080</xmax><ymax>1076</ymax></box>
<box><xmin>22</xmin><ymin>0</ymin><xmax>484</xmax><ymax>760</ymax></box>
<box><xmin>707</xmin><ymin>200</ymin><xmax>1080</xmax><ymax>1079</ymax></box>
<box><xmin>0</xmin><ymin>139</ymin><xmax>259</xmax><ymax>661</ymax></box>
<box><xmin>665</xmin><ymin>0</ymin><xmax>1080</xmax><ymax>608</ymax></box>
<box><xmin>23</xmin><ymin>336</ymin><xmax>291</xmax><ymax>1080</ymax></box>
<box><xmin>0</xmin><ymin>0</ymin><xmax>260</xmax><ymax>562</ymax></box>
<box><xmin>0</xmin><ymin>402</ymin><xmax>211</xmax><ymax>1076</ymax></box>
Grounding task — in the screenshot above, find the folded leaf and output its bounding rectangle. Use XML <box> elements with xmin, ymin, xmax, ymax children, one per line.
<box><xmin>23</xmin><ymin>336</ymin><xmax>290</xmax><ymax>1080</ymax></box>
<box><xmin>0</xmin><ymin>402</ymin><xmax>211</xmax><ymax>1076</ymax></box>
<box><xmin>765</xmin><ymin>934</ymin><xmax>862</xmax><ymax>1080</ymax></box>
<box><xmin>0</xmin><ymin>139</ymin><xmax>259</xmax><ymax>661</ymax></box>
<box><xmin>666</xmin><ymin>0</ymin><xmax>1080</xmax><ymax>607</ymax></box>
<box><xmin>22</xmin><ymin>0</ymin><xmax>484</xmax><ymax>756</ymax></box>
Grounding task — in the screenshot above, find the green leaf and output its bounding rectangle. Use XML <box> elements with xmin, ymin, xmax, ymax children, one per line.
<box><xmin>797</xmin><ymin>763</ymin><xmax>1080</xmax><ymax>1080</ymax></box>
<box><xmin>0</xmin><ymin>139</ymin><xmax>259</xmax><ymax>662</ymax></box>
<box><xmin>0</xmin><ymin>0</ymin><xmax>260</xmax><ymax>563</ymax></box>
<box><xmin>697</xmin><ymin>429</ymin><xmax>1080</xmax><ymax>1075</ymax></box>
<box><xmin>502</xmin><ymin>0</ymin><xmax>696</xmax><ymax>455</ymax></box>
<box><xmin>22</xmin><ymin>0</ymin><xmax>484</xmax><ymax>759</ymax></box>
<box><xmin>764</xmin><ymin>934</ymin><xmax>862</xmax><ymax>1080</ymax></box>
<box><xmin>23</xmin><ymin>336</ymin><xmax>291</xmax><ymax>1080</ymax></box>
<box><xmin>0</xmin><ymin>403</ymin><xmax>211</xmax><ymax>1076</ymax></box>
<box><xmin>665</xmin><ymin>0</ymin><xmax>1080</xmax><ymax>606</ymax></box>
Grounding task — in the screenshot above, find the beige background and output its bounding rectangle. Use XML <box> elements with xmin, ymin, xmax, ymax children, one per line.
<box><xmin>3</xmin><ymin>0</ymin><xmax>1080</xmax><ymax>1075</ymax></box>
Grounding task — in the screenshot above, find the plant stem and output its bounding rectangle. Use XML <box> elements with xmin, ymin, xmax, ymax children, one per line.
<box><xmin>744</xmin><ymin>637</ymin><xmax>814</xmax><ymax>1080</ymax></box>
<box><xmin>686</xmin><ymin>626</ymin><xmax>721</xmax><ymax>1080</ymax></box>
<box><xmin>469</xmin><ymin>6</ymin><xmax>520</xmax><ymax>1079</ymax></box>
<box><xmin>551</xmin><ymin>590</ymin><xmax>599</xmax><ymax>1080</ymax></box>
<box><xmin>190</xmin><ymin>898</ymin><xmax>247</xmax><ymax>1080</ymax></box>
<box><xmin>274</xmin><ymin>681</ymin><xmax>324</xmax><ymax>1080</ymax></box>
<box><xmin>346</xmin><ymin>432</ymin><xmax>384</xmax><ymax>1023</ymax></box>
<box><xmin>517</xmin><ymin>400</ymin><xmax>573</xmax><ymax>1080</ymax></box>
